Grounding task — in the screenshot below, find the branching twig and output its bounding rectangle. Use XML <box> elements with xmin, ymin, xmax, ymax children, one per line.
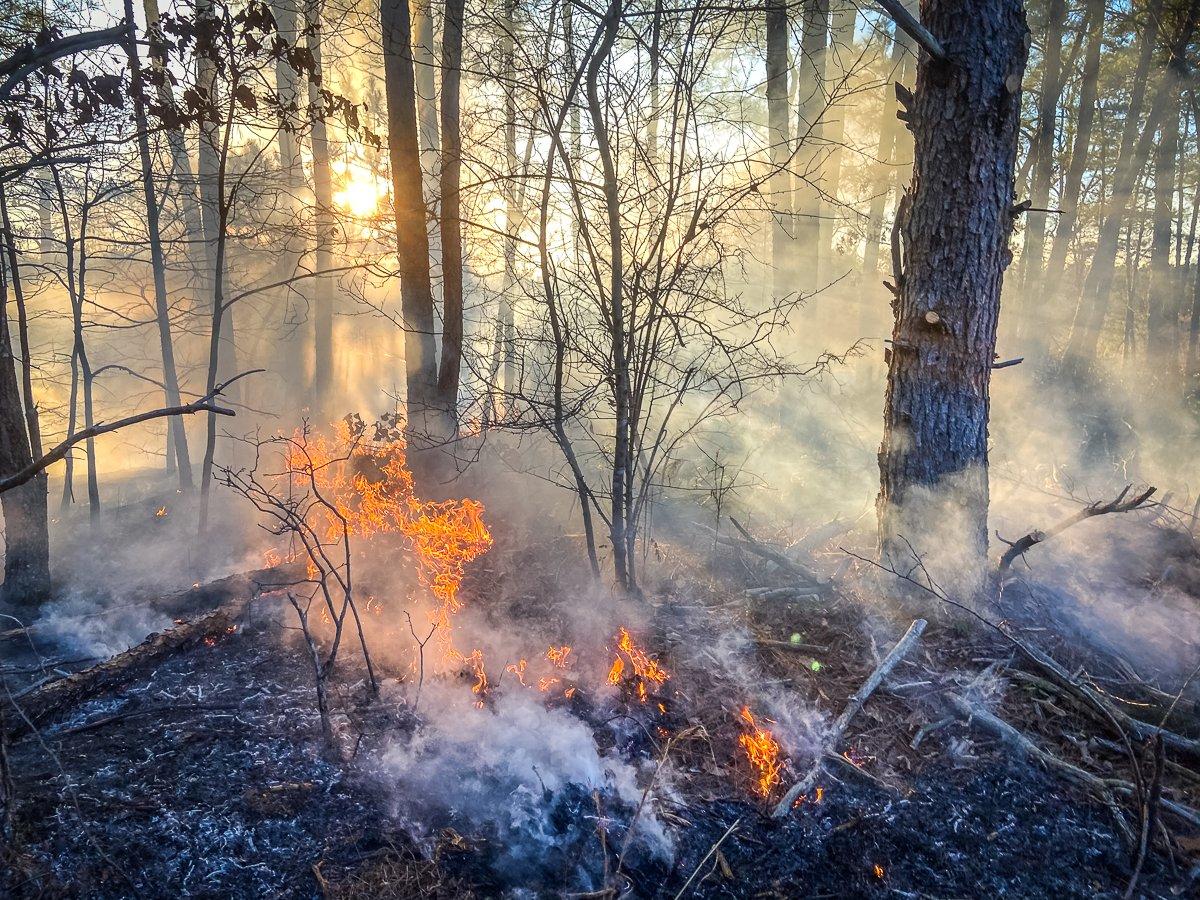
<box><xmin>997</xmin><ymin>484</ymin><xmax>1156</xmax><ymax>573</ymax></box>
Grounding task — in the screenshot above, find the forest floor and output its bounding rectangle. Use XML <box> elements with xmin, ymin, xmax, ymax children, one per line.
<box><xmin>3</xmin><ymin>513</ymin><xmax>1198</xmax><ymax>898</ymax></box>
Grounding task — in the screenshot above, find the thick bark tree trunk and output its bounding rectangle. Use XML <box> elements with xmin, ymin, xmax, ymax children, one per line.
<box><xmin>766</xmin><ymin>0</ymin><xmax>791</xmax><ymax>296</ymax></box>
<box><xmin>381</xmin><ymin>0</ymin><xmax>440</xmax><ymax>455</ymax></box>
<box><xmin>0</xmin><ymin>236</ymin><xmax>49</xmax><ymax>610</ymax></box>
<box><xmin>877</xmin><ymin>0</ymin><xmax>1029</xmax><ymax>582</ymax></box>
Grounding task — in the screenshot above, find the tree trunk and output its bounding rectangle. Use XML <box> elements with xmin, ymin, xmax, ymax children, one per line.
<box><xmin>861</xmin><ymin>20</ymin><xmax>913</xmax><ymax>290</ymax></box>
<box><xmin>1147</xmin><ymin>96</ymin><xmax>1182</xmax><ymax>363</ymax></box>
<box><xmin>142</xmin><ymin>0</ymin><xmax>207</xmax><ymax>294</ymax></box>
<box><xmin>381</xmin><ymin>0</ymin><xmax>439</xmax><ymax>454</ymax></box>
<box><xmin>765</xmin><ymin>0</ymin><xmax>791</xmax><ymax>296</ymax></box>
<box><xmin>877</xmin><ymin>0</ymin><xmax>1029</xmax><ymax>583</ymax></box>
<box><xmin>1017</xmin><ymin>0</ymin><xmax>1065</xmax><ymax>298</ymax></box>
<box><xmin>1066</xmin><ymin>0</ymin><xmax>1199</xmax><ymax>366</ymax></box>
<box><xmin>1041</xmin><ymin>0</ymin><xmax>1103</xmax><ymax>311</ymax></box>
<box><xmin>794</xmin><ymin>0</ymin><xmax>829</xmax><ymax>291</ymax></box>
<box><xmin>823</xmin><ymin>0</ymin><xmax>857</xmax><ymax>269</ymax></box>
<box><xmin>435</xmin><ymin>0</ymin><xmax>465</xmax><ymax>428</ymax></box>
<box><xmin>0</xmin><ymin>232</ymin><xmax>49</xmax><ymax>610</ymax></box>
<box><xmin>306</xmin><ymin>0</ymin><xmax>336</xmax><ymax>412</ymax></box>
<box><xmin>584</xmin><ymin>0</ymin><xmax>629</xmax><ymax>590</ymax></box>
<box><xmin>126</xmin><ymin>0</ymin><xmax>193</xmax><ymax>489</ymax></box>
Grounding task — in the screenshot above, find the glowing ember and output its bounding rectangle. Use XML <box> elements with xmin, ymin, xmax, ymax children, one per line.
<box><xmin>546</xmin><ymin>645</ymin><xmax>572</xmax><ymax>668</ymax></box>
<box><xmin>155</xmin><ymin>506</ymin><xmax>167</xmax><ymax>517</ymax></box>
<box><xmin>738</xmin><ymin>706</ymin><xmax>783</xmax><ymax>800</ymax></box>
<box><xmin>607</xmin><ymin>627</ymin><xmax>668</xmax><ymax>702</ymax></box>
<box><xmin>873</xmin><ymin>864</ymin><xmax>885</xmax><ymax>880</ymax></box>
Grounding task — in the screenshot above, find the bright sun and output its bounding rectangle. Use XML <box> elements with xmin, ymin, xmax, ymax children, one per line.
<box><xmin>332</xmin><ymin>156</ymin><xmax>386</xmax><ymax>217</ymax></box>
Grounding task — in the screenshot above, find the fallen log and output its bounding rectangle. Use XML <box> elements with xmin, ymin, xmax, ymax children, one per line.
<box><xmin>772</xmin><ymin>618</ymin><xmax>927</xmax><ymax>817</ymax></box>
<box><xmin>5</xmin><ymin>597</ymin><xmax>252</xmax><ymax>741</ymax></box>
<box><xmin>0</xmin><ymin>563</ymin><xmax>301</xmax><ymax>642</ymax></box>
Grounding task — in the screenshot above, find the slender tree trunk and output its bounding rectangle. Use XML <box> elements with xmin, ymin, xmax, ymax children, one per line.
<box><xmin>861</xmin><ymin>20</ymin><xmax>913</xmax><ymax>290</ymax></box>
<box><xmin>411</xmin><ymin>0</ymin><xmax>441</xmax><ymax>304</ymax></box>
<box><xmin>1148</xmin><ymin>95</ymin><xmax>1182</xmax><ymax>362</ymax></box>
<box><xmin>1017</xmin><ymin>0</ymin><xmax>1066</xmax><ymax>299</ymax></box>
<box><xmin>1066</xmin><ymin>0</ymin><xmax>1199</xmax><ymax>366</ymax></box>
<box><xmin>0</xmin><ymin>221</ymin><xmax>49</xmax><ymax>609</ymax></box>
<box><xmin>794</xmin><ymin>0</ymin><xmax>830</xmax><ymax>291</ymax></box>
<box><xmin>584</xmin><ymin>0</ymin><xmax>629</xmax><ymax>590</ymax></box>
<box><xmin>766</xmin><ymin>0</ymin><xmax>791</xmax><ymax>296</ymax></box>
<box><xmin>143</xmin><ymin>0</ymin><xmax>207</xmax><ymax>292</ymax></box>
<box><xmin>0</xmin><ymin>183</ymin><xmax>40</xmax><ymax>465</ymax></box>
<box><xmin>823</xmin><ymin>0</ymin><xmax>857</xmax><ymax>267</ymax></box>
<box><xmin>436</xmin><ymin>0</ymin><xmax>465</xmax><ymax>428</ymax></box>
<box><xmin>1041</xmin><ymin>0</ymin><xmax>1104</xmax><ymax>310</ymax></box>
<box><xmin>877</xmin><ymin>0</ymin><xmax>1029</xmax><ymax>584</ymax></box>
<box><xmin>306</xmin><ymin>0</ymin><xmax>336</xmax><ymax>412</ymax></box>
<box><xmin>126</xmin><ymin>0</ymin><xmax>193</xmax><ymax>488</ymax></box>
<box><xmin>381</xmin><ymin>0</ymin><xmax>439</xmax><ymax>455</ymax></box>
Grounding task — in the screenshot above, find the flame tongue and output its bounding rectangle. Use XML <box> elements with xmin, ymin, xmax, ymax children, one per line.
<box><xmin>738</xmin><ymin>706</ymin><xmax>783</xmax><ymax>800</ymax></box>
<box><xmin>607</xmin><ymin>627</ymin><xmax>669</xmax><ymax>704</ymax></box>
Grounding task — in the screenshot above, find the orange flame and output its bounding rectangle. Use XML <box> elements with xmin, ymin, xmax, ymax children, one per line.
<box><xmin>155</xmin><ymin>506</ymin><xmax>167</xmax><ymax>518</ymax></box>
<box><xmin>286</xmin><ymin>420</ymin><xmax>492</xmax><ymax>653</ymax></box>
<box><xmin>607</xmin><ymin>627</ymin><xmax>668</xmax><ymax>703</ymax></box>
<box><xmin>738</xmin><ymin>706</ymin><xmax>783</xmax><ymax>800</ymax></box>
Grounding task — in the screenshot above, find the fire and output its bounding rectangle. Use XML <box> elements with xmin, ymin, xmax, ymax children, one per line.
<box><xmin>873</xmin><ymin>864</ymin><xmax>885</xmax><ymax>880</ymax></box>
<box><xmin>155</xmin><ymin>506</ymin><xmax>167</xmax><ymax>517</ymax></box>
<box><xmin>607</xmin><ymin>627</ymin><xmax>668</xmax><ymax>702</ymax></box>
<box><xmin>738</xmin><ymin>706</ymin><xmax>783</xmax><ymax>800</ymax></box>
<box><xmin>286</xmin><ymin>418</ymin><xmax>492</xmax><ymax>644</ymax></box>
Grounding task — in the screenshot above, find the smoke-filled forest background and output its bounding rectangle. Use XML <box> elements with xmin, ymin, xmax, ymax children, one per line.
<box><xmin>5</xmin><ymin>0</ymin><xmax>1200</xmax><ymax>896</ymax></box>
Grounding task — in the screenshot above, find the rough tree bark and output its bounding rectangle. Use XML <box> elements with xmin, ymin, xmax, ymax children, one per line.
<box><xmin>877</xmin><ymin>0</ymin><xmax>1029</xmax><ymax>582</ymax></box>
<box><xmin>766</xmin><ymin>0</ymin><xmax>791</xmax><ymax>296</ymax></box>
<box><xmin>0</xmin><ymin>219</ymin><xmax>49</xmax><ymax>609</ymax></box>
<box><xmin>381</xmin><ymin>0</ymin><xmax>440</xmax><ymax>456</ymax></box>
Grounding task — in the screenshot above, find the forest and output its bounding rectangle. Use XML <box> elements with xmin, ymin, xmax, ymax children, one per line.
<box><xmin>3</xmin><ymin>0</ymin><xmax>1200</xmax><ymax>895</ymax></box>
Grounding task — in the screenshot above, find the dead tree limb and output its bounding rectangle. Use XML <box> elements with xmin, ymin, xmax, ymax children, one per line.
<box><xmin>0</xmin><ymin>25</ymin><xmax>129</xmax><ymax>99</ymax></box>
<box><xmin>0</xmin><ymin>371</ymin><xmax>260</xmax><ymax>495</ymax></box>
<box><xmin>875</xmin><ymin>0</ymin><xmax>947</xmax><ymax>61</ymax></box>
<box><xmin>772</xmin><ymin>618</ymin><xmax>927</xmax><ymax>817</ymax></box>
<box><xmin>997</xmin><ymin>484</ymin><xmax>1156</xmax><ymax>573</ymax></box>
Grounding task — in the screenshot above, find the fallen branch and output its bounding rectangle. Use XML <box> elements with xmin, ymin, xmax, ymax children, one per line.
<box><xmin>997</xmin><ymin>484</ymin><xmax>1156</xmax><ymax>573</ymax></box>
<box><xmin>724</xmin><ymin>517</ymin><xmax>830</xmax><ymax>592</ymax></box>
<box><xmin>772</xmin><ymin>618</ymin><xmax>927</xmax><ymax>817</ymax></box>
<box><xmin>945</xmin><ymin>692</ymin><xmax>1200</xmax><ymax>833</ymax></box>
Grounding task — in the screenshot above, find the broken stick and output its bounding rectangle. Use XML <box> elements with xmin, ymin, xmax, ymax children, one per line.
<box><xmin>772</xmin><ymin>618</ymin><xmax>927</xmax><ymax>817</ymax></box>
